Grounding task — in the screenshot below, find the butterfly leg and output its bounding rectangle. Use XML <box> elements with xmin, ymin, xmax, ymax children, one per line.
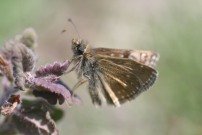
<box><xmin>72</xmin><ymin>78</ymin><xmax>88</xmax><ymax>92</ymax></box>
<box><xmin>66</xmin><ymin>61</ymin><xmax>80</xmax><ymax>74</ymax></box>
<box><xmin>66</xmin><ymin>56</ymin><xmax>83</xmax><ymax>74</ymax></box>
<box><xmin>71</xmin><ymin>78</ymin><xmax>88</xmax><ymax>100</ymax></box>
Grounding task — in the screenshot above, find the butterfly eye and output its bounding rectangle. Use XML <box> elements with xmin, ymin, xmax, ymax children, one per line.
<box><xmin>76</xmin><ymin>45</ymin><xmax>84</xmax><ymax>55</ymax></box>
<box><xmin>72</xmin><ymin>39</ymin><xmax>81</xmax><ymax>45</ymax></box>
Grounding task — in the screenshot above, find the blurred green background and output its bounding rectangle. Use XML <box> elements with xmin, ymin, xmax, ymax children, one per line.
<box><xmin>0</xmin><ymin>0</ymin><xmax>202</xmax><ymax>135</ymax></box>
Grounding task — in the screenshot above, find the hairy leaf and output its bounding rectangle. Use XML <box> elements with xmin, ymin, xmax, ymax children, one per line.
<box><xmin>35</xmin><ymin>61</ymin><xmax>69</xmax><ymax>77</ymax></box>
<box><xmin>26</xmin><ymin>73</ymin><xmax>72</xmax><ymax>105</ymax></box>
<box><xmin>0</xmin><ymin>99</ymin><xmax>62</xmax><ymax>135</ymax></box>
<box><xmin>0</xmin><ymin>95</ymin><xmax>20</xmax><ymax>116</ymax></box>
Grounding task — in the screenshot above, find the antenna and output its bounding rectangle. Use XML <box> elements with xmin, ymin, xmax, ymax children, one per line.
<box><xmin>68</xmin><ymin>18</ymin><xmax>81</xmax><ymax>39</ymax></box>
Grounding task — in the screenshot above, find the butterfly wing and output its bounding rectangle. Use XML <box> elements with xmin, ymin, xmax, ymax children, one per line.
<box><xmin>94</xmin><ymin>54</ymin><xmax>158</xmax><ymax>107</ymax></box>
<box><xmin>92</xmin><ymin>48</ymin><xmax>159</xmax><ymax>68</ymax></box>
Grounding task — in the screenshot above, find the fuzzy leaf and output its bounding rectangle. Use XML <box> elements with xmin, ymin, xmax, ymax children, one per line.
<box><xmin>26</xmin><ymin>73</ymin><xmax>72</xmax><ymax>105</ymax></box>
<box><xmin>0</xmin><ymin>99</ymin><xmax>62</xmax><ymax>135</ymax></box>
<box><xmin>35</xmin><ymin>61</ymin><xmax>69</xmax><ymax>77</ymax></box>
<box><xmin>12</xmin><ymin>53</ymin><xmax>25</xmax><ymax>90</ymax></box>
<box><xmin>0</xmin><ymin>95</ymin><xmax>20</xmax><ymax>116</ymax></box>
<box><xmin>32</xmin><ymin>79</ymin><xmax>82</xmax><ymax>105</ymax></box>
<box><xmin>12</xmin><ymin>43</ymin><xmax>35</xmax><ymax>90</ymax></box>
<box><xmin>17</xmin><ymin>28</ymin><xmax>38</xmax><ymax>49</ymax></box>
<box><xmin>33</xmin><ymin>90</ymin><xmax>65</xmax><ymax>105</ymax></box>
<box><xmin>21</xmin><ymin>46</ymin><xmax>35</xmax><ymax>72</ymax></box>
<box><xmin>56</xmin><ymin>79</ymin><xmax>82</xmax><ymax>105</ymax></box>
<box><xmin>14</xmin><ymin>43</ymin><xmax>35</xmax><ymax>72</ymax></box>
<box><xmin>0</xmin><ymin>55</ymin><xmax>13</xmax><ymax>81</ymax></box>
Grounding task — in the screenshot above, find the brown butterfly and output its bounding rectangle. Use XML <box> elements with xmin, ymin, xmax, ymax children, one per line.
<box><xmin>69</xmin><ymin>39</ymin><xmax>159</xmax><ymax>107</ymax></box>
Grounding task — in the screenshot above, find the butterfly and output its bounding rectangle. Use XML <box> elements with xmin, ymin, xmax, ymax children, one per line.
<box><xmin>69</xmin><ymin>39</ymin><xmax>159</xmax><ymax>107</ymax></box>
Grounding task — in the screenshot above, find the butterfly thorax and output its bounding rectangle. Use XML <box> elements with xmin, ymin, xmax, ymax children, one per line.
<box><xmin>71</xmin><ymin>39</ymin><xmax>98</xmax><ymax>79</ymax></box>
<box><xmin>81</xmin><ymin>53</ymin><xmax>98</xmax><ymax>80</ymax></box>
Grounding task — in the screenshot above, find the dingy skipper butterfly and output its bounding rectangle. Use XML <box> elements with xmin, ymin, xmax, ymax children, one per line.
<box><xmin>68</xmin><ymin>19</ymin><xmax>159</xmax><ymax>107</ymax></box>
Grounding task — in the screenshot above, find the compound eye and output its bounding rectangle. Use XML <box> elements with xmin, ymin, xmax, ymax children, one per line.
<box><xmin>77</xmin><ymin>45</ymin><xmax>84</xmax><ymax>55</ymax></box>
<box><xmin>72</xmin><ymin>39</ymin><xmax>81</xmax><ymax>45</ymax></box>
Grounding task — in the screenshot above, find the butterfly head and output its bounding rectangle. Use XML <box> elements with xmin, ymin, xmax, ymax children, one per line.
<box><xmin>71</xmin><ymin>38</ymin><xmax>88</xmax><ymax>56</ymax></box>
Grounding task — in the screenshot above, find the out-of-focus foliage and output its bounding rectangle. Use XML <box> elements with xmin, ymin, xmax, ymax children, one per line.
<box><xmin>0</xmin><ymin>99</ymin><xmax>63</xmax><ymax>135</ymax></box>
<box><xmin>0</xmin><ymin>0</ymin><xmax>202</xmax><ymax>135</ymax></box>
<box><xmin>0</xmin><ymin>28</ymin><xmax>80</xmax><ymax>134</ymax></box>
<box><xmin>0</xmin><ymin>1</ymin><xmax>51</xmax><ymax>45</ymax></box>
